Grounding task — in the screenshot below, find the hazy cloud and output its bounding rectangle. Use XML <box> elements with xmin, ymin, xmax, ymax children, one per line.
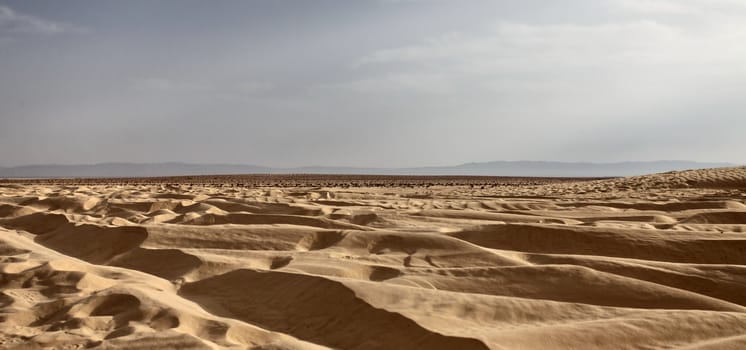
<box><xmin>357</xmin><ymin>18</ymin><xmax>746</xmax><ymax>79</ymax></box>
<box><xmin>0</xmin><ymin>5</ymin><xmax>68</xmax><ymax>35</ymax></box>
<box><xmin>0</xmin><ymin>1</ymin><xmax>744</xmax><ymax>166</ymax></box>
<box><xmin>613</xmin><ymin>0</ymin><xmax>746</xmax><ymax>15</ymax></box>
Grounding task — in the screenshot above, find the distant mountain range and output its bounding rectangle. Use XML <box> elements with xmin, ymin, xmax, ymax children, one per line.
<box><xmin>0</xmin><ymin>161</ymin><xmax>737</xmax><ymax>179</ymax></box>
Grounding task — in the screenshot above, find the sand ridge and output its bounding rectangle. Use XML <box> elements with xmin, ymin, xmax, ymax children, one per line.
<box><xmin>1</xmin><ymin>167</ymin><xmax>746</xmax><ymax>349</ymax></box>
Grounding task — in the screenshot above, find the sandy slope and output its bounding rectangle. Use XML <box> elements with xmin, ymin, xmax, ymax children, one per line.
<box><xmin>1</xmin><ymin>167</ymin><xmax>745</xmax><ymax>349</ymax></box>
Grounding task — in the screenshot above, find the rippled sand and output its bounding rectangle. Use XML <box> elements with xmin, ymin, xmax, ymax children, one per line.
<box><xmin>1</xmin><ymin>167</ymin><xmax>745</xmax><ymax>349</ymax></box>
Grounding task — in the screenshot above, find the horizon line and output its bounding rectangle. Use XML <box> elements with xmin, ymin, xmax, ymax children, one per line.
<box><xmin>0</xmin><ymin>159</ymin><xmax>739</xmax><ymax>169</ymax></box>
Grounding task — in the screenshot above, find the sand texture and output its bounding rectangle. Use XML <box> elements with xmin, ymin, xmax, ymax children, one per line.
<box><xmin>1</xmin><ymin>166</ymin><xmax>746</xmax><ymax>349</ymax></box>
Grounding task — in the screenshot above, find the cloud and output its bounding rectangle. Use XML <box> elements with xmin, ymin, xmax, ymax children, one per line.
<box><xmin>323</xmin><ymin>72</ymin><xmax>452</xmax><ymax>95</ymax></box>
<box><xmin>350</xmin><ymin>7</ymin><xmax>746</xmax><ymax>96</ymax></box>
<box><xmin>357</xmin><ymin>20</ymin><xmax>744</xmax><ymax>69</ymax></box>
<box><xmin>613</xmin><ymin>0</ymin><xmax>746</xmax><ymax>15</ymax></box>
<box><xmin>0</xmin><ymin>5</ymin><xmax>70</xmax><ymax>36</ymax></box>
<box><xmin>337</xmin><ymin>2</ymin><xmax>746</xmax><ymax>153</ymax></box>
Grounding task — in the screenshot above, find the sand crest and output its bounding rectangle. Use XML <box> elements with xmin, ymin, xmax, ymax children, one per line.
<box><xmin>1</xmin><ymin>167</ymin><xmax>745</xmax><ymax>349</ymax></box>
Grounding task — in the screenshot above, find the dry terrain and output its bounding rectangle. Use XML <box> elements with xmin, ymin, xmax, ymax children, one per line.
<box><xmin>1</xmin><ymin>167</ymin><xmax>746</xmax><ymax>349</ymax></box>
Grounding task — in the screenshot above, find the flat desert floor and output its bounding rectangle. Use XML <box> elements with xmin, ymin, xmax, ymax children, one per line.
<box><xmin>1</xmin><ymin>167</ymin><xmax>746</xmax><ymax>349</ymax></box>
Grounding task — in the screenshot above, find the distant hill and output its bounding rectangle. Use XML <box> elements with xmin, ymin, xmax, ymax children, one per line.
<box><xmin>403</xmin><ymin>161</ymin><xmax>737</xmax><ymax>177</ymax></box>
<box><xmin>0</xmin><ymin>160</ymin><xmax>736</xmax><ymax>179</ymax></box>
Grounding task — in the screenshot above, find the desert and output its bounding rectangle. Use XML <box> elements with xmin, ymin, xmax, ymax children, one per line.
<box><xmin>0</xmin><ymin>166</ymin><xmax>745</xmax><ymax>349</ymax></box>
<box><xmin>3</xmin><ymin>1</ymin><xmax>746</xmax><ymax>349</ymax></box>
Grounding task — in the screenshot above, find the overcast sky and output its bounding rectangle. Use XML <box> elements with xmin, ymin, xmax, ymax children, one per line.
<box><xmin>1</xmin><ymin>0</ymin><xmax>744</xmax><ymax>167</ymax></box>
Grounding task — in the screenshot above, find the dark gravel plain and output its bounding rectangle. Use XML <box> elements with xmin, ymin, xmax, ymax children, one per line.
<box><xmin>0</xmin><ymin>174</ymin><xmax>609</xmax><ymax>188</ymax></box>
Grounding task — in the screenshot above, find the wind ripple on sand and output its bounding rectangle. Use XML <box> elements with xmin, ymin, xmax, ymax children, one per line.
<box><xmin>1</xmin><ymin>166</ymin><xmax>746</xmax><ymax>349</ymax></box>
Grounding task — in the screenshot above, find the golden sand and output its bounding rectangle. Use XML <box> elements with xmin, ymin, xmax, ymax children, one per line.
<box><xmin>1</xmin><ymin>167</ymin><xmax>745</xmax><ymax>349</ymax></box>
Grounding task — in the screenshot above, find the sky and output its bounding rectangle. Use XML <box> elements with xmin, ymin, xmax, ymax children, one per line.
<box><xmin>1</xmin><ymin>0</ymin><xmax>745</xmax><ymax>167</ymax></box>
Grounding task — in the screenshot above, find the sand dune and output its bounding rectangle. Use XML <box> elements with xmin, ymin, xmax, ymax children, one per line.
<box><xmin>1</xmin><ymin>167</ymin><xmax>745</xmax><ymax>349</ymax></box>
